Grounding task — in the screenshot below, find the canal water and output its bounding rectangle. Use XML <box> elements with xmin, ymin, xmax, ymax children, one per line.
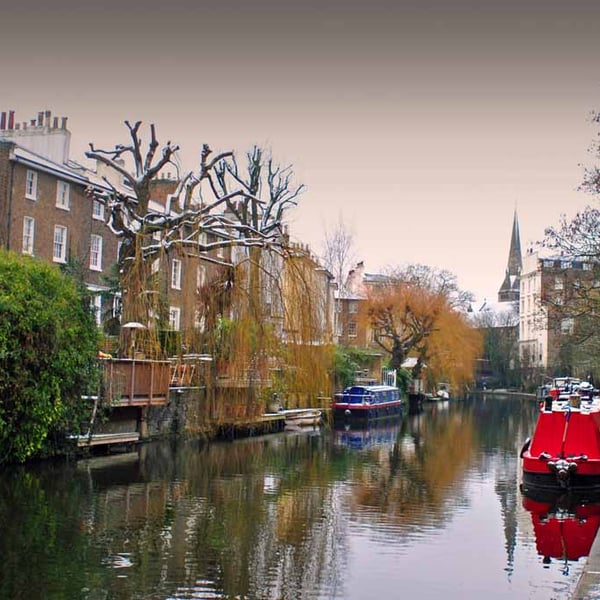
<box><xmin>0</xmin><ymin>395</ymin><xmax>590</xmax><ymax>599</ymax></box>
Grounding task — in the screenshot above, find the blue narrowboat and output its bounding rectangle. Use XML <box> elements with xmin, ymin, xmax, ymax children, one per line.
<box><xmin>332</xmin><ymin>384</ymin><xmax>403</xmax><ymax>422</ymax></box>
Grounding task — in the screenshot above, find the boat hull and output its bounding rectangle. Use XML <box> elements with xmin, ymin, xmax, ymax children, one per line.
<box><xmin>332</xmin><ymin>401</ymin><xmax>403</xmax><ymax>423</ymax></box>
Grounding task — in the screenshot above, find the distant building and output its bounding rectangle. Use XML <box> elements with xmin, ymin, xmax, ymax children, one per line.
<box><xmin>519</xmin><ymin>249</ymin><xmax>594</xmax><ymax>374</ymax></box>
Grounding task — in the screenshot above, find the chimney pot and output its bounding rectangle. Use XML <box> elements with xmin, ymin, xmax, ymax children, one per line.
<box><xmin>37</xmin><ymin>112</ymin><xmax>43</xmax><ymax>126</ymax></box>
<box><xmin>61</xmin><ymin>116</ymin><xmax>68</xmax><ymax>130</ymax></box>
<box><xmin>45</xmin><ymin>110</ymin><xmax>51</xmax><ymax>124</ymax></box>
<box><xmin>0</xmin><ymin>112</ymin><xmax>5</xmax><ymax>130</ymax></box>
<box><xmin>8</xmin><ymin>110</ymin><xmax>15</xmax><ymax>130</ymax></box>
<box><xmin>53</xmin><ymin>116</ymin><xmax>59</xmax><ymax>128</ymax></box>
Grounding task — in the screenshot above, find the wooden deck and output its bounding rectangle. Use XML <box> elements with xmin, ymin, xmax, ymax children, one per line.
<box><xmin>69</xmin><ymin>431</ymin><xmax>140</xmax><ymax>448</ymax></box>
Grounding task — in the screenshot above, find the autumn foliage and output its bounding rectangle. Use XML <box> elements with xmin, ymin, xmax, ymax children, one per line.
<box><xmin>361</xmin><ymin>267</ymin><xmax>482</xmax><ymax>394</ymax></box>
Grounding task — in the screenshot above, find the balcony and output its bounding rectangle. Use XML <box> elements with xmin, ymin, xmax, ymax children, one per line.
<box><xmin>102</xmin><ymin>358</ymin><xmax>171</xmax><ymax>406</ymax></box>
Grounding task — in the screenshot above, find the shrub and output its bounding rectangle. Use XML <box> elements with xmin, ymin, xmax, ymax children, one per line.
<box><xmin>0</xmin><ymin>251</ymin><xmax>100</xmax><ymax>463</ymax></box>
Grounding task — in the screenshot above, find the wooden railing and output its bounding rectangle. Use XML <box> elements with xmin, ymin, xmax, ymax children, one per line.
<box><xmin>102</xmin><ymin>358</ymin><xmax>171</xmax><ymax>406</ymax></box>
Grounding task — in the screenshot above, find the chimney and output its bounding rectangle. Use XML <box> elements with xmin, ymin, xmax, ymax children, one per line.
<box><xmin>53</xmin><ymin>116</ymin><xmax>58</xmax><ymax>128</ymax></box>
<box><xmin>45</xmin><ymin>110</ymin><xmax>51</xmax><ymax>126</ymax></box>
<box><xmin>37</xmin><ymin>112</ymin><xmax>43</xmax><ymax>126</ymax></box>
<box><xmin>61</xmin><ymin>117</ymin><xmax>68</xmax><ymax>130</ymax></box>
<box><xmin>8</xmin><ymin>110</ymin><xmax>15</xmax><ymax>130</ymax></box>
<box><xmin>0</xmin><ymin>112</ymin><xmax>5</xmax><ymax>130</ymax></box>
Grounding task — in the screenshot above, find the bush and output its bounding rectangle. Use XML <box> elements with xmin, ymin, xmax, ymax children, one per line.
<box><xmin>0</xmin><ymin>251</ymin><xmax>100</xmax><ymax>463</ymax></box>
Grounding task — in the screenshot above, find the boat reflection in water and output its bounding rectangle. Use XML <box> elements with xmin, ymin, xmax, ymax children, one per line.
<box><xmin>332</xmin><ymin>418</ymin><xmax>403</xmax><ymax>451</ymax></box>
<box><xmin>522</xmin><ymin>491</ymin><xmax>600</xmax><ymax>575</ymax></box>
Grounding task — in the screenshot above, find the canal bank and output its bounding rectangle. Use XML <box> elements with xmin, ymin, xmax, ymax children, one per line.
<box><xmin>573</xmin><ymin>534</ymin><xmax>600</xmax><ymax>599</ymax></box>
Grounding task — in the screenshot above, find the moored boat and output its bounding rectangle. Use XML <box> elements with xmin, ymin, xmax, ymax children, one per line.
<box><xmin>283</xmin><ymin>408</ymin><xmax>322</xmax><ymax>428</ymax></box>
<box><xmin>521</xmin><ymin>377</ymin><xmax>600</xmax><ymax>493</ymax></box>
<box><xmin>332</xmin><ymin>384</ymin><xmax>403</xmax><ymax>423</ymax></box>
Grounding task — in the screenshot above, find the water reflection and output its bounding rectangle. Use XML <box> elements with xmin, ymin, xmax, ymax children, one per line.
<box><xmin>522</xmin><ymin>492</ymin><xmax>600</xmax><ymax>575</ymax></box>
<box><xmin>0</xmin><ymin>395</ymin><xmax>586</xmax><ymax>599</ymax></box>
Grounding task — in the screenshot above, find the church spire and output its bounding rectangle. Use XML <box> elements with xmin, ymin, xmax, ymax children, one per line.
<box><xmin>498</xmin><ymin>210</ymin><xmax>522</xmax><ymax>303</ymax></box>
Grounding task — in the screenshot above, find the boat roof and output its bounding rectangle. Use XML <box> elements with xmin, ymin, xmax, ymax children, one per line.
<box><xmin>344</xmin><ymin>384</ymin><xmax>398</xmax><ymax>392</ymax></box>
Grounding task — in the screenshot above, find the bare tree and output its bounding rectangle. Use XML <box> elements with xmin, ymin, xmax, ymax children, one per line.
<box><xmin>86</xmin><ymin>122</ymin><xmax>304</xmax><ymax>327</ymax></box>
<box><xmin>320</xmin><ymin>216</ymin><xmax>357</xmax><ymax>295</ymax></box>
<box><xmin>87</xmin><ymin>122</ymin><xmax>303</xmax><ymax>268</ymax></box>
<box><xmin>543</xmin><ymin>111</ymin><xmax>600</xmax><ymax>342</ymax></box>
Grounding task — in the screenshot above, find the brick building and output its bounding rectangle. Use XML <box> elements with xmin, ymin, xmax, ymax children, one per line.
<box><xmin>0</xmin><ymin>110</ymin><xmax>120</xmax><ymax>325</ymax></box>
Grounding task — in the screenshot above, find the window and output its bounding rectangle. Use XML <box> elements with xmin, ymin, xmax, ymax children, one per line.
<box><xmin>56</xmin><ymin>181</ymin><xmax>70</xmax><ymax>209</ymax></box>
<box><xmin>91</xmin><ymin>295</ymin><xmax>102</xmax><ymax>326</ymax></box>
<box><xmin>194</xmin><ymin>309</ymin><xmax>205</xmax><ymax>331</ymax></box>
<box><xmin>171</xmin><ymin>259</ymin><xmax>182</xmax><ymax>290</ymax></box>
<box><xmin>561</xmin><ymin>318</ymin><xmax>574</xmax><ymax>335</ymax></box>
<box><xmin>53</xmin><ymin>225</ymin><xmax>67</xmax><ymax>263</ymax></box>
<box><xmin>22</xmin><ymin>216</ymin><xmax>35</xmax><ymax>255</ymax></box>
<box><xmin>196</xmin><ymin>264</ymin><xmax>206</xmax><ymax>289</ymax></box>
<box><xmin>168</xmin><ymin>306</ymin><xmax>181</xmax><ymax>330</ymax></box>
<box><xmin>90</xmin><ymin>234</ymin><xmax>103</xmax><ymax>271</ymax></box>
<box><xmin>25</xmin><ymin>170</ymin><xmax>37</xmax><ymax>200</ymax></box>
<box><xmin>348</xmin><ymin>322</ymin><xmax>357</xmax><ymax>337</ymax></box>
<box><xmin>349</xmin><ymin>301</ymin><xmax>358</xmax><ymax>314</ymax></box>
<box><xmin>554</xmin><ymin>277</ymin><xmax>564</xmax><ymax>290</ymax></box>
<box><xmin>92</xmin><ymin>199</ymin><xmax>105</xmax><ymax>220</ymax></box>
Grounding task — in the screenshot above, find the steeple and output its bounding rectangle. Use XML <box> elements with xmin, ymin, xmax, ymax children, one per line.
<box><xmin>498</xmin><ymin>210</ymin><xmax>522</xmax><ymax>303</ymax></box>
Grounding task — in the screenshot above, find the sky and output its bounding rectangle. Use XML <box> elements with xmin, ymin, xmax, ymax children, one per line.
<box><xmin>2</xmin><ymin>0</ymin><xmax>600</xmax><ymax>303</ymax></box>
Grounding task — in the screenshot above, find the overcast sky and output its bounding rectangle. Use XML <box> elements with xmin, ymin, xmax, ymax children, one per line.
<box><xmin>2</xmin><ymin>0</ymin><xmax>600</xmax><ymax>302</ymax></box>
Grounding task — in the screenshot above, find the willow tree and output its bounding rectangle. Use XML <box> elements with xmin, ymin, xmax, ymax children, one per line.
<box><xmin>86</xmin><ymin>122</ymin><xmax>303</xmax><ymax>358</ymax></box>
<box><xmin>362</xmin><ymin>264</ymin><xmax>480</xmax><ymax>392</ymax></box>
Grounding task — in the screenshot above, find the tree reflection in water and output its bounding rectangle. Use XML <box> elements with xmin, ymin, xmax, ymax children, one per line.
<box><xmin>0</xmin><ymin>396</ymin><xmax>573</xmax><ymax>600</ymax></box>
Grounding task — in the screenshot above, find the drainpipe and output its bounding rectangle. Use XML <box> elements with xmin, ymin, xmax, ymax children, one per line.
<box><xmin>5</xmin><ymin>157</ymin><xmax>15</xmax><ymax>250</ymax></box>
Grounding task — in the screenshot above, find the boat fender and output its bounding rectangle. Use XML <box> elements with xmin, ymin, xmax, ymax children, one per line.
<box><xmin>539</xmin><ymin>451</ymin><xmax>551</xmax><ymax>460</ymax></box>
<box><xmin>519</xmin><ymin>438</ymin><xmax>531</xmax><ymax>458</ymax></box>
<box><xmin>547</xmin><ymin>458</ymin><xmax>577</xmax><ymax>484</ymax></box>
<box><xmin>344</xmin><ymin>409</ymin><xmax>351</xmax><ymax>417</ymax></box>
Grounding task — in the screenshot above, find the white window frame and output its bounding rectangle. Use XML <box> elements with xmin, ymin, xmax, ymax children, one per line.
<box><xmin>53</xmin><ymin>225</ymin><xmax>67</xmax><ymax>263</ymax></box>
<box><xmin>348</xmin><ymin>322</ymin><xmax>357</xmax><ymax>337</ymax></box>
<box><xmin>56</xmin><ymin>181</ymin><xmax>70</xmax><ymax>210</ymax></box>
<box><xmin>22</xmin><ymin>216</ymin><xmax>35</xmax><ymax>255</ymax></box>
<box><xmin>90</xmin><ymin>234</ymin><xmax>103</xmax><ymax>271</ymax></box>
<box><xmin>168</xmin><ymin>306</ymin><xmax>181</xmax><ymax>331</ymax></box>
<box><xmin>91</xmin><ymin>294</ymin><xmax>102</xmax><ymax>326</ymax></box>
<box><xmin>92</xmin><ymin>199</ymin><xmax>105</xmax><ymax>221</ymax></box>
<box><xmin>171</xmin><ymin>259</ymin><xmax>182</xmax><ymax>290</ymax></box>
<box><xmin>25</xmin><ymin>170</ymin><xmax>37</xmax><ymax>200</ymax></box>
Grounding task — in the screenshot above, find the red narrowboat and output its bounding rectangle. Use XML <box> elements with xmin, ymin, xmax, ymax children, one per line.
<box><xmin>521</xmin><ymin>377</ymin><xmax>600</xmax><ymax>493</ymax></box>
